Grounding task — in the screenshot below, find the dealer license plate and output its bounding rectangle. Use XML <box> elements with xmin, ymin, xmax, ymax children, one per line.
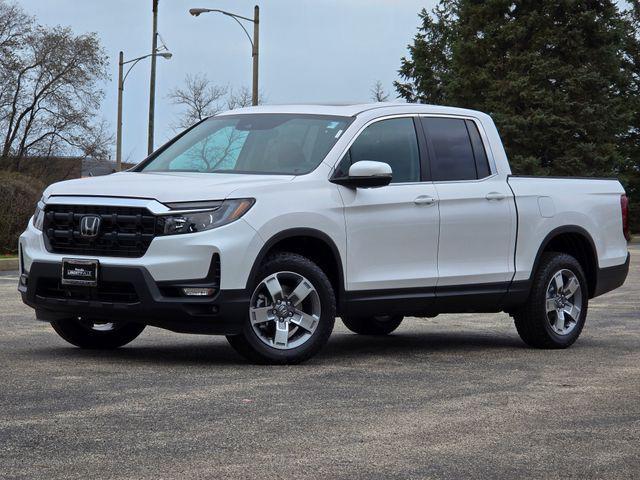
<box><xmin>61</xmin><ymin>258</ymin><xmax>99</xmax><ymax>286</ymax></box>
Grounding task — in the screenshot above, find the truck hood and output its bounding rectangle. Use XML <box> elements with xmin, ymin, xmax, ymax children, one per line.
<box><xmin>43</xmin><ymin>171</ymin><xmax>294</xmax><ymax>203</ymax></box>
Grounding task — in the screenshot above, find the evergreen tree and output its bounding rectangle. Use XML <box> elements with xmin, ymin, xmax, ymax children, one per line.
<box><xmin>396</xmin><ymin>1</ymin><xmax>640</xmax><ymax>230</ymax></box>
<box><xmin>622</xmin><ymin>2</ymin><xmax>640</xmax><ymax>231</ymax></box>
<box><xmin>396</xmin><ymin>2</ymin><xmax>456</xmax><ymax>105</ymax></box>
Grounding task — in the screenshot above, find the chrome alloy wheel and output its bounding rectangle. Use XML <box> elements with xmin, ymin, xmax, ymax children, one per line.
<box><xmin>545</xmin><ymin>269</ymin><xmax>583</xmax><ymax>336</ymax></box>
<box><xmin>250</xmin><ymin>271</ymin><xmax>321</xmax><ymax>350</ymax></box>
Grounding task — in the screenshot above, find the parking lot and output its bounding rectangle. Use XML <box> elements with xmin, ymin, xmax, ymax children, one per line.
<box><xmin>1</xmin><ymin>246</ymin><xmax>638</xmax><ymax>480</ymax></box>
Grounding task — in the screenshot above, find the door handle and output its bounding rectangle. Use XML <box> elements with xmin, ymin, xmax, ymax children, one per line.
<box><xmin>485</xmin><ymin>192</ymin><xmax>506</xmax><ymax>201</ymax></box>
<box><xmin>414</xmin><ymin>195</ymin><xmax>436</xmax><ymax>206</ymax></box>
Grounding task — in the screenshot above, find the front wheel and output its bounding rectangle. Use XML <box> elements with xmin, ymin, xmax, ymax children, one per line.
<box><xmin>341</xmin><ymin>315</ymin><xmax>404</xmax><ymax>335</ymax></box>
<box><xmin>514</xmin><ymin>252</ymin><xmax>588</xmax><ymax>349</ymax></box>
<box><xmin>226</xmin><ymin>252</ymin><xmax>336</xmax><ymax>364</ymax></box>
<box><xmin>51</xmin><ymin>318</ymin><xmax>145</xmax><ymax>349</ymax></box>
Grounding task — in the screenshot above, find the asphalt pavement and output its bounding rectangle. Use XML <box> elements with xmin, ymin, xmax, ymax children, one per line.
<box><xmin>1</xmin><ymin>247</ymin><xmax>639</xmax><ymax>479</ymax></box>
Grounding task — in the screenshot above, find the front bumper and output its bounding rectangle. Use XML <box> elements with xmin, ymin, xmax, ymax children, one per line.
<box><xmin>20</xmin><ymin>261</ymin><xmax>249</xmax><ymax>335</ymax></box>
<box><xmin>19</xmin><ymin>217</ymin><xmax>264</xmax><ymax>289</ymax></box>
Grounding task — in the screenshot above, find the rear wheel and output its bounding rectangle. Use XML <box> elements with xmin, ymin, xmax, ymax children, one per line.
<box><xmin>341</xmin><ymin>315</ymin><xmax>404</xmax><ymax>335</ymax></box>
<box><xmin>514</xmin><ymin>252</ymin><xmax>588</xmax><ymax>349</ymax></box>
<box><xmin>226</xmin><ymin>252</ymin><xmax>336</xmax><ymax>364</ymax></box>
<box><xmin>51</xmin><ymin>318</ymin><xmax>145</xmax><ymax>349</ymax></box>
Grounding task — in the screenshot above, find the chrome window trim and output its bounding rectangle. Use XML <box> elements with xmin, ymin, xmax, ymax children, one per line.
<box><xmin>427</xmin><ymin>173</ymin><xmax>500</xmax><ymax>185</ymax></box>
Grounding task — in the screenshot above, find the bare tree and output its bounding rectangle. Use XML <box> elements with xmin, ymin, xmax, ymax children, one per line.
<box><xmin>0</xmin><ymin>1</ymin><xmax>30</xmax><ymax>53</ymax></box>
<box><xmin>0</xmin><ymin>0</ymin><xmax>110</xmax><ymax>170</ymax></box>
<box><xmin>0</xmin><ymin>1</ymin><xmax>31</xmax><ymax>118</ymax></box>
<box><xmin>170</xmin><ymin>73</ymin><xmax>265</xmax><ymax>131</ymax></box>
<box><xmin>168</xmin><ymin>73</ymin><xmax>228</xmax><ymax>130</ymax></box>
<box><xmin>227</xmin><ymin>85</ymin><xmax>264</xmax><ymax>110</ymax></box>
<box><xmin>370</xmin><ymin>80</ymin><xmax>390</xmax><ymax>102</ymax></box>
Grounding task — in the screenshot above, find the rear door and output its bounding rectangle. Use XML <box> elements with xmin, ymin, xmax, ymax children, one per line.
<box><xmin>419</xmin><ymin>116</ymin><xmax>516</xmax><ymax>306</ymax></box>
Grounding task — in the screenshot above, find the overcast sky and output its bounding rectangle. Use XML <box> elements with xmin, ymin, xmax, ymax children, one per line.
<box><xmin>16</xmin><ymin>0</ymin><xmax>436</xmax><ymax>163</ymax></box>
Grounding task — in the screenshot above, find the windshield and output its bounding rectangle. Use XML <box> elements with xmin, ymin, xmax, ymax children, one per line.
<box><xmin>139</xmin><ymin>114</ymin><xmax>351</xmax><ymax>175</ymax></box>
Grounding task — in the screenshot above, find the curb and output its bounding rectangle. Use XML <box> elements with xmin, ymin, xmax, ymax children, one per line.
<box><xmin>0</xmin><ymin>258</ymin><xmax>19</xmax><ymax>271</ymax></box>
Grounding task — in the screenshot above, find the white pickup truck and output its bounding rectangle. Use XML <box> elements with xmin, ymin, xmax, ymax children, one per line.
<box><xmin>19</xmin><ymin>103</ymin><xmax>631</xmax><ymax>364</ymax></box>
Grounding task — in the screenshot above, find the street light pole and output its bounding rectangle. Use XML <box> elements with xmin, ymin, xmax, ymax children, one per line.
<box><xmin>116</xmin><ymin>51</ymin><xmax>124</xmax><ymax>172</ymax></box>
<box><xmin>189</xmin><ymin>6</ymin><xmax>260</xmax><ymax>106</ymax></box>
<box><xmin>148</xmin><ymin>0</ymin><xmax>159</xmax><ymax>155</ymax></box>
<box><xmin>252</xmin><ymin>6</ymin><xmax>259</xmax><ymax>106</ymax></box>
<box><xmin>116</xmin><ymin>51</ymin><xmax>172</xmax><ymax>172</ymax></box>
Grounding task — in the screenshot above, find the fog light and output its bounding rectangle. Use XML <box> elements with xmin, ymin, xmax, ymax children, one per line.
<box><xmin>181</xmin><ymin>287</ymin><xmax>215</xmax><ymax>297</ymax></box>
<box><xmin>19</xmin><ymin>274</ymin><xmax>28</xmax><ymax>286</ymax></box>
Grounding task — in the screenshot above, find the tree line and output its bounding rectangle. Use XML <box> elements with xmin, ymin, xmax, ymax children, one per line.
<box><xmin>395</xmin><ymin>0</ymin><xmax>640</xmax><ymax>230</ymax></box>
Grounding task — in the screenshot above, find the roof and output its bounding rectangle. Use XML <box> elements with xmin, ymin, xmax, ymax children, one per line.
<box><xmin>216</xmin><ymin>102</ymin><xmax>487</xmax><ymax>119</ymax></box>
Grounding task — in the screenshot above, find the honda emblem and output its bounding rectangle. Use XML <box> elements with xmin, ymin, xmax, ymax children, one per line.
<box><xmin>79</xmin><ymin>215</ymin><xmax>101</xmax><ymax>238</ymax></box>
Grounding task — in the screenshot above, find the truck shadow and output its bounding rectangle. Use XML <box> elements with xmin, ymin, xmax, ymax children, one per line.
<box><xmin>32</xmin><ymin>330</ymin><xmax>528</xmax><ymax>367</ymax></box>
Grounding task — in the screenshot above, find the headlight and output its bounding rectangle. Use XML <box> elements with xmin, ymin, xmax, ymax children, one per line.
<box><xmin>33</xmin><ymin>199</ymin><xmax>45</xmax><ymax>231</ymax></box>
<box><xmin>159</xmin><ymin>198</ymin><xmax>254</xmax><ymax>235</ymax></box>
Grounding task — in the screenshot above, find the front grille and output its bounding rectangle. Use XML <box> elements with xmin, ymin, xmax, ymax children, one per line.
<box><xmin>36</xmin><ymin>278</ymin><xmax>139</xmax><ymax>304</ymax></box>
<box><xmin>43</xmin><ymin>204</ymin><xmax>159</xmax><ymax>258</ymax></box>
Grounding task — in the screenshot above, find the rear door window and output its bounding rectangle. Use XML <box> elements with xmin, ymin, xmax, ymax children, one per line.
<box><xmin>422</xmin><ymin>117</ymin><xmax>491</xmax><ymax>181</ymax></box>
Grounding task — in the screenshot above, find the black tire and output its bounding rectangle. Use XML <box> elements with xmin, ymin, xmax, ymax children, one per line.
<box><xmin>226</xmin><ymin>252</ymin><xmax>336</xmax><ymax>364</ymax></box>
<box><xmin>50</xmin><ymin>318</ymin><xmax>145</xmax><ymax>349</ymax></box>
<box><xmin>341</xmin><ymin>315</ymin><xmax>404</xmax><ymax>335</ymax></box>
<box><xmin>513</xmin><ymin>252</ymin><xmax>588</xmax><ymax>349</ymax></box>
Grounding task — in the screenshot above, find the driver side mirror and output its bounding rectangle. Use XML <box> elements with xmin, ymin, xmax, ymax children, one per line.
<box><xmin>331</xmin><ymin>160</ymin><xmax>392</xmax><ymax>188</ymax></box>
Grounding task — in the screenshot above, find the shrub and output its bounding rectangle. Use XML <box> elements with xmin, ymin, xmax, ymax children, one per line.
<box><xmin>0</xmin><ymin>171</ymin><xmax>45</xmax><ymax>254</ymax></box>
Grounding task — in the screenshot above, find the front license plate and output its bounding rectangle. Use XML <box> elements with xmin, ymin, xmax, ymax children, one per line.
<box><xmin>61</xmin><ymin>258</ymin><xmax>99</xmax><ymax>286</ymax></box>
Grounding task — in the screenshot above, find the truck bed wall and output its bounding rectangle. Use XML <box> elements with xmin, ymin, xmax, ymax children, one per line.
<box><xmin>507</xmin><ymin>176</ymin><xmax>628</xmax><ymax>282</ymax></box>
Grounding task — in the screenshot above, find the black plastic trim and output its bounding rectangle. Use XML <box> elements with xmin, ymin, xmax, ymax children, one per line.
<box><xmin>594</xmin><ymin>253</ymin><xmax>630</xmax><ymax>297</ymax></box>
<box><xmin>330</xmin><ymin>174</ymin><xmax>392</xmax><ymax>188</ymax></box>
<box><xmin>43</xmin><ymin>204</ymin><xmax>158</xmax><ymax>258</ymax></box>
<box><xmin>247</xmin><ymin>228</ymin><xmax>346</xmax><ymax>308</ymax></box>
<box><xmin>501</xmin><ymin>280</ymin><xmax>532</xmax><ymax>311</ymax></box>
<box><xmin>21</xmin><ymin>261</ymin><xmax>248</xmax><ymax>335</ymax></box>
<box><xmin>525</xmin><ymin>225</ymin><xmax>598</xmax><ymax>297</ymax></box>
<box><xmin>414</xmin><ymin>115</ymin><xmax>433</xmax><ymax>182</ymax></box>
<box><xmin>344</xmin><ymin>281</ymin><xmax>520</xmax><ymax>317</ymax></box>
<box><xmin>344</xmin><ymin>286</ymin><xmax>436</xmax><ymax>317</ymax></box>
<box><xmin>437</xmin><ymin>282</ymin><xmax>509</xmax><ymax>313</ymax></box>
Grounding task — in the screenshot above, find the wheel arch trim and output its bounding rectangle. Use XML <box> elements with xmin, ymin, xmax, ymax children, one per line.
<box><xmin>527</xmin><ymin>225</ymin><xmax>598</xmax><ymax>296</ymax></box>
<box><xmin>246</xmin><ymin>228</ymin><xmax>346</xmax><ymax>303</ymax></box>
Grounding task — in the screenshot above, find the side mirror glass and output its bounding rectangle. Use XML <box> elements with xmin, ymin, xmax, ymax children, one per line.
<box><xmin>331</xmin><ymin>160</ymin><xmax>392</xmax><ymax>188</ymax></box>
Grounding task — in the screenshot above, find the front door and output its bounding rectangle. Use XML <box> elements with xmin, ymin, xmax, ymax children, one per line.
<box><xmin>336</xmin><ymin>117</ymin><xmax>440</xmax><ymax>297</ymax></box>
